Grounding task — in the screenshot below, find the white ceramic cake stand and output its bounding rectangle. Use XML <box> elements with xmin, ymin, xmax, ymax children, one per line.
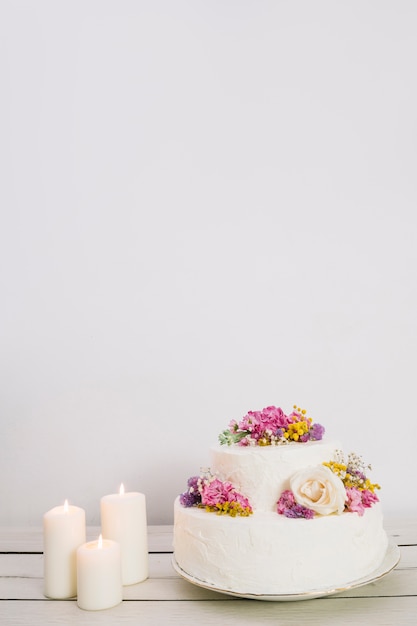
<box><xmin>172</xmin><ymin>541</ymin><xmax>400</xmax><ymax>601</ymax></box>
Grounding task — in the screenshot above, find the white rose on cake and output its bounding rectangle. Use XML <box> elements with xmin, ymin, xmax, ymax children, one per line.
<box><xmin>290</xmin><ymin>465</ymin><xmax>346</xmax><ymax>515</ymax></box>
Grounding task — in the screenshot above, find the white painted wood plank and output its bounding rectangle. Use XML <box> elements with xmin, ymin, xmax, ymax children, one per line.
<box><xmin>0</xmin><ymin>518</ymin><xmax>415</xmax><ymax>553</ymax></box>
<box><xmin>2</xmin><ymin>570</ymin><xmax>414</xmax><ymax>602</ymax></box>
<box><xmin>0</xmin><ymin>597</ymin><xmax>416</xmax><ymax>626</ymax></box>
<box><xmin>0</xmin><ymin>525</ymin><xmax>173</xmax><ymax>553</ymax></box>
<box><xmin>399</xmin><ymin>545</ymin><xmax>417</xmax><ymax>569</ymax></box>
<box><xmin>0</xmin><ymin>553</ymin><xmax>43</xmax><ymax>577</ymax></box>
<box><xmin>1</xmin><ymin>545</ymin><xmax>415</xmax><ymax>581</ymax></box>
<box><xmin>0</xmin><ymin>556</ymin><xmax>414</xmax><ymax>600</ymax></box>
<box><xmin>125</xmin><ymin>568</ymin><xmax>417</xmax><ymax>600</ymax></box>
<box><xmin>0</xmin><ymin>576</ymin><xmax>234</xmax><ymax>602</ymax></box>
<box><xmin>0</xmin><ymin>552</ymin><xmax>174</xmax><ymax>579</ymax></box>
<box><xmin>384</xmin><ymin>516</ymin><xmax>417</xmax><ymax>546</ymax></box>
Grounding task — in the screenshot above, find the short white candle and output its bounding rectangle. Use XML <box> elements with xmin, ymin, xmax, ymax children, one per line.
<box><xmin>77</xmin><ymin>535</ymin><xmax>122</xmax><ymax>611</ymax></box>
<box><xmin>101</xmin><ymin>484</ymin><xmax>148</xmax><ymax>585</ymax></box>
<box><xmin>43</xmin><ymin>500</ymin><xmax>86</xmax><ymax>599</ymax></box>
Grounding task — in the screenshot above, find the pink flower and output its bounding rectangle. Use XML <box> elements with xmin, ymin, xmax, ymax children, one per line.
<box><xmin>277</xmin><ymin>490</ymin><xmax>297</xmax><ymax>515</ymax></box>
<box><xmin>201</xmin><ymin>479</ymin><xmax>238</xmax><ymax>506</ymax></box>
<box><xmin>238</xmin><ymin>406</ymin><xmax>290</xmax><ymax>435</ymax></box>
<box><xmin>345</xmin><ymin>487</ymin><xmax>380</xmax><ymax>515</ymax></box>
<box><xmin>238</xmin><ymin>412</ymin><xmax>257</xmax><ymax>431</ymax></box>
<box><xmin>201</xmin><ymin>478</ymin><xmax>253</xmax><ymax>514</ymax></box>
<box><xmin>345</xmin><ymin>487</ymin><xmax>365</xmax><ymax>516</ymax></box>
<box><xmin>222</xmin><ymin>481</ymin><xmax>237</xmax><ymax>501</ymax></box>
<box><xmin>180</xmin><ymin>472</ymin><xmax>253</xmax><ymax>516</ymax></box>
<box><xmin>287</xmin><ymin>410</ymin><xmax>301</xmax><ymax>422</ymax></box>
<box><xmin>231</xmin><ymin>491</ymin><xmax>252</xmax><ymax>511</ymax></box>
<box><xmin>361</xmin><ymin>489</ymin><xmax>379</xmax><ymax>508</ymax></box>
<box><xmin>201</xmin><ymin>479</ymin><xmax>228</xmax><ymax>506</ymax></box>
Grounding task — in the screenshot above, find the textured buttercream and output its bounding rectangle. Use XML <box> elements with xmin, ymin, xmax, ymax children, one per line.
<box><xmin>210</xmin><ymin>439</ymin><xmax>342</xmax><ymax>512</ymax></box>
<box><xmin>173</xmin><ymin>498</ymin><xmax>388</xmax><ymax>594</ymax></box>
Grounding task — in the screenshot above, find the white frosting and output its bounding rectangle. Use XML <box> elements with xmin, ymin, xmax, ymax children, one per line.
<box><xmin>173</xmin><ymin>440</ymin><xmax>389</xmax><ymax>594</ymax></box>
<box><xmin>173</xmin><ymin>498</ymin><xmax>388</xmax><ymax>594</ymax></box>
<box><xmin>210</xmin><ymin>440</ymin><xmax>342</xmax><ymax>511</ymax></box>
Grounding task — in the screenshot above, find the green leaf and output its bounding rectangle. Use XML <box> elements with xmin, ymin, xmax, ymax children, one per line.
<box><xmin>218</xmin><ymin>429</ymin><xmax>249</xmax><ymax>446</ymax></box>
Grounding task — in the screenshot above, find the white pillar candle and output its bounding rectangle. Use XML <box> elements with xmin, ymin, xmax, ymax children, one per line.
<box><xmin>101</xmin><ymin>485</ymin><xmax>148</xmax><ymax>585</ymax></box>
<box><xmin>77</xmin><ymin>535</ymin><xmax>122</xmax><ymax>611</ymax></box>
<box><xmin>43</xmin><ymin>500</ymin><xmax>86</xmax><ymax>599</ymax></box>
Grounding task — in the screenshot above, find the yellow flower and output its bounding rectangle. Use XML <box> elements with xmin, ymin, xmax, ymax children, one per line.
<box><xmin>286</xmin><ymin>420</ymin><xmax>309</xmax><ymax>441</ymax></box>
<box><xmin>363</xmin><ymin>479</ymin><xmax>381</xmax><ymax>493</ymax></box>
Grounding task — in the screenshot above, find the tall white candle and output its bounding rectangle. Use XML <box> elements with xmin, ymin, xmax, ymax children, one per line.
<box><xmin>43</xmin><ymin>500</ymin><xmax>86</xmax><ymax>599</ymax></box>
<box><xmin>101</xmin><ymin>485</ymin><xmax>148</xmax><ymax>585</ymax></box>
<box><xmin>77</xmin><ymin>535</ymin><xmax>122</xmax><ymax>611</ymax></box>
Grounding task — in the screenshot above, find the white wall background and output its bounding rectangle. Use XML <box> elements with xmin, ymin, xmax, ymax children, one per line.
<box><xmin>1</xmin><ymin>0</ymin><xmax>416</xmax><ymax>526</ymax></box>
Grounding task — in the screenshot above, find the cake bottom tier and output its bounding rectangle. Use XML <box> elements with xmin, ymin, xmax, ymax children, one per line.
<box><xmin>173</xmin><ymin>497</ymin><xmax>389</xmax><ymax>595</ymax></box>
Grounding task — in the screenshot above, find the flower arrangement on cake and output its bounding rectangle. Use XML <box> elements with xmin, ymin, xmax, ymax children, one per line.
<box><xmin>219</xmin><ymin>405</ymin><xmax>325</xmax><ymax>446</ymax></box>
<box><xmin>179</xmin><ymin>404</ymin><xmax>381</xmax><ymax>522</ymax></box>
<box><xmin>179</xmin><ymin>470</ymin><xmax>253</xmax><ymax>517</ymax></box>
<box><xmin>277</xmin><ymin>450</ymin><xmax>381</xmax><ymax>519</ymax></box>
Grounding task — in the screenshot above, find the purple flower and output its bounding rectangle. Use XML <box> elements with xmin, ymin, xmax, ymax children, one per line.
<box><xmin>180</xmin><ymin>491</ymin><xmax>200</xmax><ymax>507</ymax></box>
<box><xmin>277</xmin><ymin>490</ymin><xmax>315</xmax><ymax>519</ymax></box>
<box><xmin>286</xmin><ymin>504</ymin><xmax>315</xmax><ymax>519</ymax></box>
<box><xmin>347</xmin><ymin>467</ymin><xmax>367</xmax><ymax>482</ymax></box>
<box><xmin>310</xmin><ymin>422</ymin><xmax>325</xmax><ymax>440</ymax></box>
<box><xmin>187</xmin><ymin>476</ymin><xmax>200</xmax><ymax>490</ymax></box>
<box><xmin>179</xmin><ymin>475</ymin><xmax>202</xmax><ymax>507</ymax></box>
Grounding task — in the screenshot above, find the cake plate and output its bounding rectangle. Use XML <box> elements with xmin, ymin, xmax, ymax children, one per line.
<box><xmin>172</xmin><ymin>541</ymin><xmax>400</xmax><ymax>601</ymax></box>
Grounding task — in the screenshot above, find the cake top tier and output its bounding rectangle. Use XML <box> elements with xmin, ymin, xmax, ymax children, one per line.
<box><xmin>219</xmin><ymin>404</ymin><xmax>325</xmax><ymax>447</ymax></box>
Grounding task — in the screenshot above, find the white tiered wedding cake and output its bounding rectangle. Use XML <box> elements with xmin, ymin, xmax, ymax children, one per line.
<box><xmin>173</xmin><ymin>405</ymin><xmax>389</xmax><ymax>596</ymax></box>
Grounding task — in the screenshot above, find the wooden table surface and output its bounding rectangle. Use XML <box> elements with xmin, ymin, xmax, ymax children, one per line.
<box><xmin>0</xmin><ymin>516</ymin><xmax>415</xmax><ymax>625</ymax></box>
